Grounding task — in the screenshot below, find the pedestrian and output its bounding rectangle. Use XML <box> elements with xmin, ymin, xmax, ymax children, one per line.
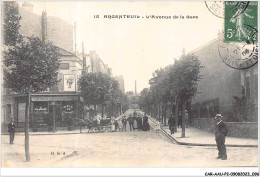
<box><xmin>127</xmin><ymin>114</ymin><xmax>134</xmax><ymax>131</ymax></box>
<box><xmin>114</xmin><ymin>119</ymin><xmax>119</xmax><ymax>132</ymax></box>
<box><xmin>215</xmin><ymin>114</ymin><xmax>228</xmax><ymax>160</ymax></box>
<box><xmin>137</xmin><ymin>115</ymin><xmax>143</xmax><ymax>130</ymax></box>
<box><xmin>96</xmin><ymin>115</ymin><xmax>101</xmax><ymax>131</ymax></box>
<box><xmin>122</xmin><ymin>115</ymin><xmax>127</xmax><ymax>131</ymax></box>
<box><xmin>133</xmin><ymin>117</ymin><xmax>138</xmax><ymax>131</ymax></box>
<box><xmin>142</xmin><ymin>114</ymin><xmax>150</xmax><ymax>131</ymax></box>
<box><xmin>8</xmin><ymin>118</ymin><xmax>15</xmax><ymax>144</ymax></box>
<box><xmin>111</xmin><ymin>117</ymin><xmax>115</xmax><ymax>132</ymax></box>
<box><xmin>118</xmin><ymin>120</ymin><xmax>123</xmax><ymax>132</ymax></box>
<box><xmin>178</xmin><ymin>113</ymin><xmax>182</xmax><ymax>128</ymax></box>
<box><xmin>168</xmin><ymin>113</ymin><xmax>175</xmax><ymax>134</ymax></box>
<box><xmin>185</xmin><ymin>110</ymin><xmax>189</xmax><ymax>128</ymax></box>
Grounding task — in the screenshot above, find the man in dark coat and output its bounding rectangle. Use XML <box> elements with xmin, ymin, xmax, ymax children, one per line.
<box><xmin>122</xmin><ymin>115</ymin><xmax>127</xmax><ymax>131</ymax></box>
<box><xmin>168</xmin><ymin>113</ymin><xmax>175</xmax><ymax>134</ymax></box>
<box><xmin>8</xmin><ymin>118</ymin><xmax>15</xmax><ymax>144</ymax></box>
<box><xmin>127</xmin><ymin>114</ymin><xmax>134</xmax><ymax>131</ymax></box>
<box><xmin>137</xmin><ymin>115</ymin><xmax>143</xmax><ymax>130</ymax></box>
<box><xmin>215</xmin><ymin>114</ymin><xmax>228</xmax><ymax>160</ymax></box>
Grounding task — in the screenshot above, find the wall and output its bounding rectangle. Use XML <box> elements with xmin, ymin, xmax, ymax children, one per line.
<box><xmin>19</xmin><ymin>4</ymin><xmax>74</xmax><ymax>53</ymax></box>
<box><xmin>191</xmin><ymin>118</ymin><xmax>258</xmax><ymax>139</ymax></box>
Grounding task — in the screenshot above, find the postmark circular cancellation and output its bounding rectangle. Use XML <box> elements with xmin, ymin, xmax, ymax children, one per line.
<box><xmin>206</xmin><ymin>1</ymin><xmax>258</xmax><ymax>70</ymax></box>
<box><xmin>205</xmin><ymin>1</ymin><xmax>249</xmax><ymax>19</ymax></box>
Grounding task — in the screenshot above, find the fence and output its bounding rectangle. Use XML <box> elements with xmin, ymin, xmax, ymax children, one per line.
<box><xmin>191</xmin><ymin>118</ymin><xmax>258</xmax><ymax>139</ymax></box>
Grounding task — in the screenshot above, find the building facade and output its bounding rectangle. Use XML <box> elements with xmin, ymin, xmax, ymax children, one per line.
<box><xmin>190</xmin><ymin>32</ymin><xmax>258</xmax><ymax>122</ymax></box>
<box><xmin>1</xmin><ymin>3</ymin><xmax>82</xmax><ymax>132</ymax></box>
<box><xmin>19</xmin><ymin>2</ymin><xmax>74</xmax><ymax>53</ymax></box>
<box><xmin>114</xmin><ymin>75</ymin><xmax>125</xmax><ymax>94</ymax></box>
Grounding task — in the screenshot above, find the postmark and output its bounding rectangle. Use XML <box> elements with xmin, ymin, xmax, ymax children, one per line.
<box><xmin>205</xmin><ymin>1</ymin><xmax>249</xmax><ymax>19</ymax></box>
<box><xmin>218</xmin><ymin>26</ymin><xmax>258</xmax><ymax>70</ymax></box>
<box><xmin>224</xmin><ymin>1</ymin><xmax>258</xmax><ymax>43</ymax></box>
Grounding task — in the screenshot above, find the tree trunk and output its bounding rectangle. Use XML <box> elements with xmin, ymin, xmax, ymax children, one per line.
<box><xmin>112</xmin><ymin>103</ymin><xmax>114</xmax><ymax>117</ymax></box>
<box><xmin>102</xmin><ymin>103</ymin><xmax>104</xmax><ymax>118</ymax></box>
<box><xmin>94</xmin><ymin>105</ymin><xmax>97</xmax><ymax>116</ymax></box>
<box><xmin>25</xmin><ymin>86</ymin><xmax>31</xmax><ymax>162</ymax></box>
<box><xmin>174</xmin><ymin>100</ymin><xmax>178</xmax><ymax>133</ymax></box>
<box><xmin>164</xmin><ymin>102</ymin><xmax>167</xmax><ymax>126</ymax></box>
<box><xmin>181</xmin><ymin>100</ymin><xmax>187</xmax><ymax>138</ymax></box>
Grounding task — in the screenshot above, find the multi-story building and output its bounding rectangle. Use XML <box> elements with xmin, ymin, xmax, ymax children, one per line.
<box><xmin>19</xmin><ymin>2</ymin><xmax>74</xmax><ymax>53</ymax></box>
<box><xmin>190</xmin><ymin>32</ymin><xmax>257</xmax><ymax>122</ymax></box>
<box><xmin>89</xmin><ymin>51</ymin><xmax>112</xmax><ymax>76</ymax></box>
<box><xmin>1</xmin><ymin>3</ymin><xmax>83</xmax><ymax>131</ymax></box>
<box><xmin>114</xmin><ymin>75</ymin><xmax>125</xmax><ymax>94</ymax></box>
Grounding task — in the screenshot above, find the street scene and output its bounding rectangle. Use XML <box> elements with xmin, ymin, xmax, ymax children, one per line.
<box><xmin>1</xmin><ymin>110</ymin><xmax>258</xmax><ymax>167</ymax></box>
<box><xmin>1</xmin><ymin>1</ymin><xmax>258</xmax><ymax>172</ymax></box>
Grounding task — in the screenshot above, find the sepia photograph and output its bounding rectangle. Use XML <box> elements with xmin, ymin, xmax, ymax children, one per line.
<box><xmin>0</xmin><ymin>1</ymin><xmax>259</xmax><ymax>176</ymax></box>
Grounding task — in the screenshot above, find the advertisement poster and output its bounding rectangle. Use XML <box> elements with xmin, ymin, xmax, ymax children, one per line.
<box><xmin>64</xmin><ymin>74</ymin><xmax>76</xmax><ymax>92</ymax></box>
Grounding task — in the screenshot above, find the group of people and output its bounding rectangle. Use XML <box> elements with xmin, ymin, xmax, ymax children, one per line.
<box><xmin>168</xmin><ymin>110</ymin><xmax>189</xmax><ymax>135</ymax></box>
<box><xmin>111</xmin><ymin>111</ymin><xmax>150</xmax><ymax>132</ymax></box>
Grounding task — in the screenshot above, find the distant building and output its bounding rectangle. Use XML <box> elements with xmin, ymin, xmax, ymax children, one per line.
<box><xmin>190</xmin><ymin>32</ymin><xmax>257</xmax><ymax>121</ymax></box>
<box><xmin>114</xmin><ymin>75</ymin><xmax>125</xmax><ymax>93</ymax></box>
<box><xmin>89</xmin><ymin>51</ymin><xmax>112</xmax><ymax>76</ymax></box>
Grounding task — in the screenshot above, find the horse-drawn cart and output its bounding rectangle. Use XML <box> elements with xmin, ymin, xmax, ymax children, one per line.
<box><xmin>79</xmin><ymin>117</ymin><xmax>112</xmax><ymax>133</ymax></box>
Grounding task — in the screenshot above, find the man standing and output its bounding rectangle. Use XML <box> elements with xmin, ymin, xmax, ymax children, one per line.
<box><xmin>215</xmin><ymin>114</ymin><xmax>228</xmax><ymax>160</ymax></box>
<box><xmin>8</xmin><ymin>118</ymin><xmax>15</xmax><ymax>144</ymax></box>
<box><xmin>122</xmin><ymin>115</ymin><xmax>127</xmax><ymax>131</ymax></box>
<box><xmin>127</xmin><ymin>114</ymin><xmax>133</xmax><ymax>131</ymax></box>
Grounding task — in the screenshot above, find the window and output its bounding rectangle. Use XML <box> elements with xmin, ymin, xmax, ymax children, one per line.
<box><xmin>60</xmin><ymin>63</ymin><xmax>69</xmax><ymax>69</ymax></box>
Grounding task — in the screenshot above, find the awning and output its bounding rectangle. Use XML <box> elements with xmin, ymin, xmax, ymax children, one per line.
<box><xmin>31</xmin><ymin>95</ymin><xmax>79</xmax><ymax>102</ymax></box>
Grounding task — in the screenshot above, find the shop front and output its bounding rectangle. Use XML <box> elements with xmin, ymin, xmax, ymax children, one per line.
<box><xmin>30</xmin><ymin>94</ymin><xmax>81</xmax><ymax>131</ymax></box>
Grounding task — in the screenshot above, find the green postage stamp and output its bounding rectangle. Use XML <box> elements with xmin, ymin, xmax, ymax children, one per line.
<box><xmin>224</xmin><ymin>1</ymin><xmax>258</xmax><ymax>43</ymax></box>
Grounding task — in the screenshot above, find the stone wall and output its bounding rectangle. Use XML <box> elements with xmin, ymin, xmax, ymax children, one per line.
<box><xmin>191</xmin><ymin>118</ymin><xmax>258</xmax><ymax>139</ymax></box>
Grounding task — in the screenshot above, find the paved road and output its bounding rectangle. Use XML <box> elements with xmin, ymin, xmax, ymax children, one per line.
<box><xmin>1</xmin><ymin>110</ymin><xmax>258</xmax><ymax>167</ymax></box>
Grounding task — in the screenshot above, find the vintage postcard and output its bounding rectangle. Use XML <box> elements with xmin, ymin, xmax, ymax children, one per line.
<box><xmin>1</xmin><ymin>1</ymin><xmax>259</xmax><ymax>175</ymax></box>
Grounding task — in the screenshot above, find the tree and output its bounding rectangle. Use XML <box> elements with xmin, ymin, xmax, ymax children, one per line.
<box><xmin>2</xmin><ymin>1</ymin><xmax>22</xmax><ymax>46</ymax></box>
<box><xmin>78</xmin><ymin>72</ymin><xmax>114</xmax><ymax>117</ymax></box>
<box><xmin>3</xmin><ymin>36</ymin><xmax>61</xmax><ymax>161</ymax></box>
<box><xmin>170</xmin><ymin>54</ymin><xmax>203</xmax><ymax>137</ymax></box>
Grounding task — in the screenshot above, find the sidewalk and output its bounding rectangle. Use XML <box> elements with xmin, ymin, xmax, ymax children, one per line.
<box><xmin>2</xmin><ymin>128</ymin><xmax>92</xmax><ymax>136</ymax></box>
<box><xmin>148</xmin><ymin>115</ymin><xmax>258</xmax><ymax>148</ymax></box>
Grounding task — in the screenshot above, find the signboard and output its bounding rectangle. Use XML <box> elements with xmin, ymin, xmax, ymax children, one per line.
<box><xmin>64</xmin><ymin>75</ymin><xmax>76</xmax><ymax>91</ymax></box>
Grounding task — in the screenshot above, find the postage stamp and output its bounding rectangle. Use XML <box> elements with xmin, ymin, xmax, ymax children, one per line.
<box><xmin>205</xmin><ymin>1</ymin><xmax>249</xmax><ymax>19</ymax></box>
<box><xmin>224</xmin><ymin>1</ymin><xmax>258</xmax><ymax>43</ymax></box>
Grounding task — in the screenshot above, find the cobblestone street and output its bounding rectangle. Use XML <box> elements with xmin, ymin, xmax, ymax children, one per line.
<box><xmin>2</xmin><ymin>128</ymin><xmax>258</xmax><ymax>167</ymax></box>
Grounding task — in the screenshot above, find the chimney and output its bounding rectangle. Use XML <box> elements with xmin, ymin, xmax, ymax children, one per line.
<box><xmin>82</xmin><ymin>42</ymin><xmax>86</xmax><ymax>75</ymax></box>
<box><xmin>42</xmin><ymin>10</ymin><xmax>47</xmax><ymax>43</ymax></box>
<box><xmin>135</xmin><ymin>80</ymin><xmax>137</xmax><ymax>95</ymax></box>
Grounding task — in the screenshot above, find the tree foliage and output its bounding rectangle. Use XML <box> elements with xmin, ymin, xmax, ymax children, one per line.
<box><xmin>78</xmin><ymin>72</ymin><xmax>127</xmax><ymax>117</ymax></box>
<box><xmin>3</xmin><ymin>1</ymin><xmax>22</xmax><ymax>46</ymax></box>
<box><xmin>3</xmin><ymin>36</ymin><xmax>61</xmax><ymax>94</ymax></box>
<box><xmin>139</xmin><ymin>54</ymin><xmax>203</xmax><ymax>132</ymax></box>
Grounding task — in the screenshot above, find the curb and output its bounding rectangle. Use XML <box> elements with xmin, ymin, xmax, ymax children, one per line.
<box><xmin>148</xmin><ymin>117</ymin><xmax>258</xmax><ymax>148</ymax></box>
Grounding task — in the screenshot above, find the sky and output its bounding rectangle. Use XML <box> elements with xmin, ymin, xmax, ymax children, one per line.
<box><xmin>30</xmin><ymin>1</ymin><xmax>222</xmax><ymax>93</ymax></box>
